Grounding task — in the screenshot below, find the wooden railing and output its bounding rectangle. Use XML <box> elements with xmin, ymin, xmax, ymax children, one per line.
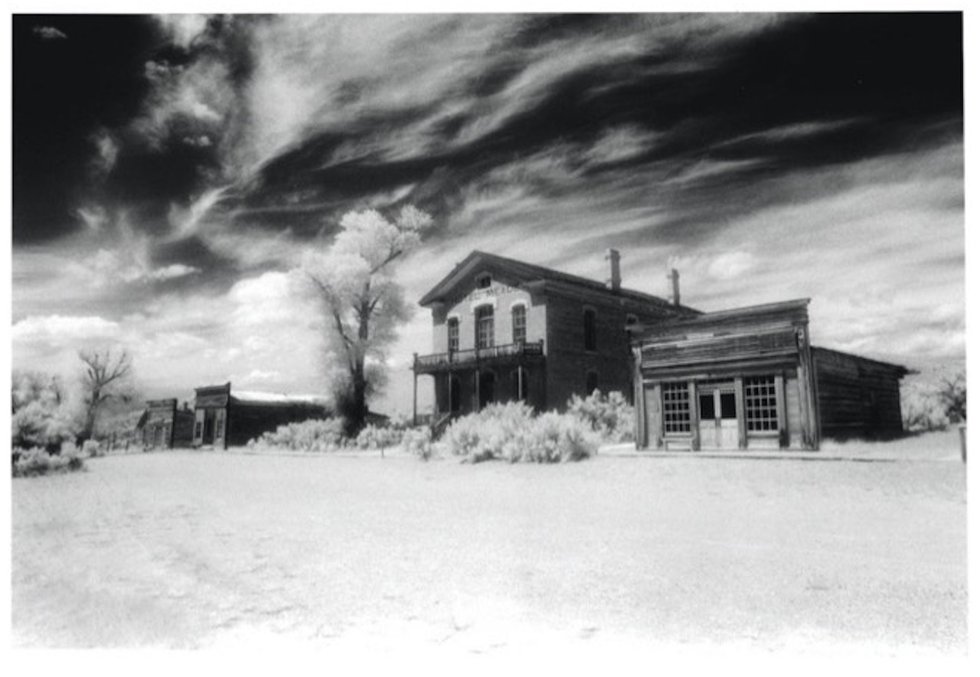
<box><xmin>414</xmin><ymin>340</ymin><xmax>544</xmax><ymax>371</ymax></box>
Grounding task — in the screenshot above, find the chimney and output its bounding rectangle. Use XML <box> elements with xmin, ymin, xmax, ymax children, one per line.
<box><xmin>605</xmin><ymin>249</ymin><xmax>621</xmax><ymax>292</ymax></box>
<box><xmin>668</xmin><ymin>268</ymin><xmax>680</xmax><ymax>306</ymax></box>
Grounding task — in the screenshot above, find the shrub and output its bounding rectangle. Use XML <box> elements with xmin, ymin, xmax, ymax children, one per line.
<box><xmin>13</xmin><ymin>446</ymin><xmax>85</xmax><ymax>478</ymax></box>
<box><xmin>249</xmin><ymin>417</ymin><xmax>348</xmax><ymax>452</ymax></box>
<box><xmin>354</xmin><ymin>423</ymin><xmax>405</xmax><ymax>450</ymax></box>
<box><xmin>82</xmin><ymin>440</ymin><xmax>103</xmax><ymax>458</ymax></box>
<box><xmin>400</xmin><ymin>427</ymin><xmax>434</xmax><ymax>460</ymax></box>
<box><xmin>939</xmin><ymin>374</ymin><xmax>966</xmax><ymax>423</ymax></box>
<box><xmin>567</xmin><ymin>390</ymin><xmax>634</xmax><ymax>443</ymax></box>
<box><xmin>442</xmin><ymin>402</ymin><xmax>598</xmax><ymax>463</ymax></box>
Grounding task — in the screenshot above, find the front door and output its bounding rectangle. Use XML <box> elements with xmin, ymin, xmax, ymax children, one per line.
<box><xmin>202</xmin><ymin>409</ymin><xmax>216</xmax><ymax>445</ymax></box>
<box><xmin>478</xmin><ymin>371</ymin><xmax>496</xmax><ymax>409</ymax></box>
<box><xmin>698</xmin><ymin>384</ymin><xmax>739</xmax><ymax>449</ymax></box>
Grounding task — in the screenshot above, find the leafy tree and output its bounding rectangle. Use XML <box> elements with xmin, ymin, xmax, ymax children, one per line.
<box><xmin>78</xmin><ymin>348</ymin><xmax>134</xmax><ymax>442</ymax></box>
<box><xmin>938</xmin><ymin>373</ymin><xmax>966</xmax><ymax>423</ymax></box>
<box><xmin>303</xmin><ymin>206</ymin><xmax>432</xmax><ymax>436</ymax></box>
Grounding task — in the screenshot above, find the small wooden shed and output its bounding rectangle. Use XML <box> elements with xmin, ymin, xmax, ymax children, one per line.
<box><xmin>192</xmin><ymin>382</ymin><xmax>330</xmax><ymax>449</ymax></box>
<box><xmin>630</xmin><ymin>299</ymin><xmax>908</xmax><ymax>451</ymax></box>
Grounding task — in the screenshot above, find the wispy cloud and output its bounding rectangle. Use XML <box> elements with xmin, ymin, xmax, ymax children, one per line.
<box><xmin>33</xmin><ymin>25</ymin><xmax>67</xmax><ymax>40</ymax></box>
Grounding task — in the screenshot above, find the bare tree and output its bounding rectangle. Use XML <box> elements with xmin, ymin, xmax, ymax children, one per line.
<box><xmin>303</xmin><ymin>206</ymin><xmax>433</xmax><ymax>436</ymax></box>
<box><xmin>78</xmin><ymin>347</ymin><xmax>133</xmax><ymax>442</ymax></box>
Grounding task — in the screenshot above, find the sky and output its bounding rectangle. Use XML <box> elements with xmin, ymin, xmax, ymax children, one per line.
<box><xmin>10</xmin><ymin>12</ymin><xmax>965</xmax><ymax>416</ymax></box>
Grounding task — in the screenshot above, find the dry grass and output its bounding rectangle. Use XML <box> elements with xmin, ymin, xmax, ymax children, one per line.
<box><xmin>11</xmin><ymin>430</ymin><xmax>966</xmax><ymax>655</ymax></box>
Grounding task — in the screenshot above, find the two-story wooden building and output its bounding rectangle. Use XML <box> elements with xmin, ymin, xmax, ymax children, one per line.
<box><xmin>412</xmin><ymin>249</ymin><xmax>698</xmax><ymax>419</ymax></box>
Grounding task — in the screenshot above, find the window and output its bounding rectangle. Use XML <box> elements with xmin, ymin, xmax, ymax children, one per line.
<box><xmin>583</xmin><ymin>308</ymin><xmax>597</xmax><ymax>351</ymax></box>
<box><xmin>194</xmin><ymin>421</ymin><xmax>203</xmax><ymax>439</ymax></box>
<box><xmin>215</xmin><ymin>410</ymin><xmax>225</xmax><ymax>440</ymax></box>
<box><xmin>744</xmin><ymin>376</ymin><xmax>778</xmax><ymax>432</ymax></box>
<box><xmin>475</xmin><ymin>305</ymin><xmax>494</xmax><ymax>349</ymax></box>
<box><xmin>513</xmin><ymin>367</ymin><xmax>528</xmax><ymax>401</ymax></box>
<box><xmin>586</xmin><ymin>370</ymin><xmax>599</xmax><ymax>395</ymax></box>
<box><xmin>447</xmin><ymin>317</ymin><xmax>459</xmax><ymax>353</ymax></box>
<box><xmin>662</xmin><ymin>383</ymin><xmax>691</xmax><ymax>434</ymax></box>
<box><xmin>512</xmin><ymin>305</ymin><xmax>526</xmax><ymax>343</ymax></box>
<box><xmin>476</xmin><ymin>273</ymin><xmax>492</xmax><ymax>289</ymax></box>
<box><xmin>626</xmin><ymin>313</ymin><xmax>638</xmax><ymax>326</ymax></box>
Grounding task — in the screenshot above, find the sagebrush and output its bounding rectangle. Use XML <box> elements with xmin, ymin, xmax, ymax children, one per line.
<box><xmin>249</xmin><ymin>418</ymin><xmax>348</xmax><ymax>452</ymax></box>
<box><xmin>567</xmin><ymin>390</ymin><xmax>635</xmax><ymax>442</ymax></box>
<box><xmin>12</xmin><ymin>445</ymin><xmax>85</xmax><ymax>478</ymax></box>
<box><xmin>442</xmin><ymin>401</ymin><xmax>598</xmax><ymax>463</ymax></box>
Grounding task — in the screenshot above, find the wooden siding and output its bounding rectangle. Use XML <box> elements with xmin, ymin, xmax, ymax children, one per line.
<box><xmin>812</xmin><ymin>347</ymin><xmax>906</xmax><ymax>439</ymax></box>
<box><xmin>632</xmin><ymin>299</ymin><xmax>818</xmax><ymax>451</ymax></box>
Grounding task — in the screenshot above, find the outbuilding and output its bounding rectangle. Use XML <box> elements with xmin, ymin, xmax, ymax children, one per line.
<box><xmin>192</xmin><ymin>382</ymin><xmax>330</xmax><ymax>449</ymax></box>
<box><xmin>630</xmin><ymin>299</ymin><xmax>909</xmax><ymax>451</ymax></box>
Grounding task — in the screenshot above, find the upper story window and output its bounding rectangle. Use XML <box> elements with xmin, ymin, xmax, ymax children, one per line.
<box><xmin>583</xmin><ymin>308</ymin><xmax>597</xmax><ymax>351</ymax></box>
<box><xmin>512</xmin><ymin>304</ymin><xmax>527</xmax><ymax>344</ymax></box>
<box><xmin>475</xmin><ymin>305</ymin><xmax>494</xmax><ymax>349</ymax></box>
<box><xmin>476</xmin><ymin>273</ymin><xmax>492</xmax><ymax>289</ymax></box>
<box><xmin>447</xmin><ymin>317</ymin><xmax>459</xmax><ymax>353</ymax></box>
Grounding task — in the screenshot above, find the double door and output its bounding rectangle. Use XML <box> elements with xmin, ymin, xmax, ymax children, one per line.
<box><xmin>698</xmin><ymin>383</ymin><xmax>738</xmax><ymax>449</ymax></box>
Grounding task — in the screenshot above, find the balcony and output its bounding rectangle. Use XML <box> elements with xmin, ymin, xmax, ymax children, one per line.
<box><xmin>413</xmin><ymin>340</ymin><xmax>545</xmax><ymax>373</ymax></box>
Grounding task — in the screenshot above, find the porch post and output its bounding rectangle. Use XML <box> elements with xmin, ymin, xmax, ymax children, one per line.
<box><xmin>475</xmin><ymin>369</ymin><xmax>481</xmax><ymax>412</ymax></box>
<box><xmin>518</xmin><ymin>365</ymin><xmax>524</xmax><ymax>401</ymax></box>
<box><xmin>412</xmin><ymin>354</ymin><xmax>418</xmax><ymax>426</ymax></box>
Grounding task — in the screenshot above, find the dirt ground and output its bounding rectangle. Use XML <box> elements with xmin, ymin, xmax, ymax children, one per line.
<box><xmin>10</xmin><ymin>430</ymin><xmax>967</xmax><ymax>655</ymax></box>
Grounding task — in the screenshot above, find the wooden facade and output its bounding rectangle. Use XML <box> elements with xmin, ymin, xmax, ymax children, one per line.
<box><xmin>137</xmin><ymin>398</ymin><xmax>195</xmax><ymax>450</ymax></box>
<box><xmin>413</xmin><ymin>250</ymin><xmax>697</xmax><ymax>421</ymax></box>
<box><xmin>192</xmin><ymin>382</ymin><xmax>329</xmax><ymax>449</ymax></box>
<box><xmin>631</xmin><ymin>299</ymin><xmax>908</xmax><ymax>451</ymax></box>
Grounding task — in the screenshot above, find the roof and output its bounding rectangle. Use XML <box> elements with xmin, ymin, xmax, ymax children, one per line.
<box><xmin>418</xmin><ymin>250</ymin><xmax>699</xmax><ymax>313</ymax></box>
<box><xmin>628</xmin><ymin>298</ymin><xmax>811</xmax><ymax>338</ymax></box>
<box><xmin>811</xmin><ymin>346</ymin><xmax>911</xmax><ymax>377</ymax></box>
<box><xmin>194</xmin><ymin>382</ymin><xmax>330</xmax><ymax>407</ymax></box>
<box><xmin>230</xmin><ymin>390</ymin><xmax>330</xmax><ymax>406</ymax></box>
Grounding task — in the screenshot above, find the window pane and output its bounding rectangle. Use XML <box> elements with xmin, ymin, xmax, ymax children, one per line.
<box><xmin>662</xmin><ymin>383</ymin><xmax>691</xmax><ymax>433</ymax></box>
<box><xmin>744</xmin><ymin>376</ymin><xmax>778</xmax><ymax>432</ymax></box>
<box><xmin>512</xmin><ymin>305</ymin><xmax>526</xmax><ymax>343</ymax></box>
<box><xmin>447</xmin><ymin>318</ymin><xmax>459</xmax><ymax>352</ymax></box>
<box><xmin>476</xmin><ymin>305</ymin><xmax>494</xmax><ymax>348</ymax></box>
<box><xmin>720</xmin><ymin>393</ymin><xmax>736</xmax><ymax>419</ymax></box>
<box><xmin>699</xmin><ymin>393</ymin><xmax>715</xmax><ymax>420</ymax></box>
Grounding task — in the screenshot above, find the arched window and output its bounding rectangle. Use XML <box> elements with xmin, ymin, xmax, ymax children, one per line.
<box><xmin>447</xmin><ymin>317</ymin><xmax>459</xmax><ymax>353</ymax></box>
<box><xmin>513</xmin><ymin>367</ymin><xmax>529</xmax><ymax>401</ymax></box>
<box><xmin>586</xmin><ymin>370</ymin><xmax>599</xmax><ymax>395</ymax></box>
<box><xmin>583</xmin><ymin>308</ymin><xmax>597</xmax><ymax>351</ymax></box>
<box><xmin>512</xmin><ymin>304</ymin><xmax>527</xmax><ymax>344</ymax></box>
<box><xmin>475</xmin><ymin>305</ymin><xmax>494</xmax><ymax>349</ymax></box>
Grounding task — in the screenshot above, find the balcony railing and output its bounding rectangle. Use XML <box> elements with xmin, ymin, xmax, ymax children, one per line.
<box><xmin>414</xmin><ymin>340</ymin><xmax>544</xmax><ymax>371</ymax></box>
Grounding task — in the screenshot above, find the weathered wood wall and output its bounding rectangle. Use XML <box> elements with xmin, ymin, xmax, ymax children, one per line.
<box><xmin>812</xmin><ymin>347</ymin><xmax>906</xmax><ymax>439</ymax></box>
